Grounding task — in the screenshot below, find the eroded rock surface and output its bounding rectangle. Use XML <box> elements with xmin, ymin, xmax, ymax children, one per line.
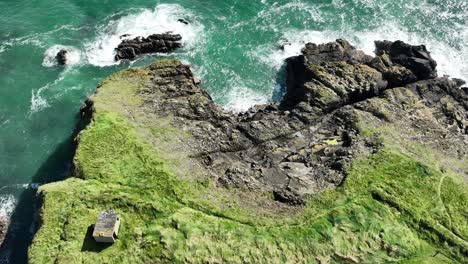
<box><xmin>114</xmin><ymin>33</ymin><xmax>182</xmax><ymax>61</ymax></box>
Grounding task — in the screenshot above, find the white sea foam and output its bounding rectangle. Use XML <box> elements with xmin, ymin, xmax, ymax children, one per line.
<box><xmin>224</xmin><ymin>85</ymin><xmax>269</xmax><ymax>113</ymax></box>
<box><xmin>0</xmin><ymin>119</ymin><xmax>10</xmax><ymax>127</ymax></box>
<box><xmin>42</xmin><ymin>45</ymin><xmax>81</xmax><ymax>67</ymax></box>
<box><xmin>212</xmin><ymin>66</ymin><xmax>271</xmax><ymax>113</ymax></box>
<box><xmin>0</xmin><ymin>24</ymin><xmax>73</xmax><ymax>52</ymax></box>
<box><xmin>30</xmin><ymin>73</ymin><xmax>67</xmax><ymax>113</ymax></box>
<box><xmin>0</xmin><ymin>184</ymin><xmax>40</xmax><ymax>249</ymax></box>
<box><xmin>30</xmin><ymin>90</ymin><xmax>49</xmax><ymax>113</ymax></box>
<box><xmin>0</xmin><ymin>195</ymin><xmax>16</xmax><ymax>220</ymax></box>
<box><xmin>85</xmin><ymin>4</ymin><xmax>204</xmax><ymax>67</ymax></box>
<box><xmin>0</xmin><ymin>24</ymin><xmax>84</xmax><ymax>57</ymax></box>
<box><xmin>0</xmin><ymin>183</ymin><xmax>39</xmax><ymax>192</ymax></box>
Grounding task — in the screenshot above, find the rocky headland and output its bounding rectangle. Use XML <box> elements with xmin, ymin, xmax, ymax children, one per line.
<box><xmin>29</xmin><ymin>39</ymin><xmax>467</xmax><ymax>263</ymax></box>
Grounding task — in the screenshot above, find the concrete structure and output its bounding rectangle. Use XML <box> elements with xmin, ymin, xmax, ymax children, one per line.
<box><xmin>92</xmin><ymin>210</ymin><xmax>121</xmax><ymax>243</ymax></box>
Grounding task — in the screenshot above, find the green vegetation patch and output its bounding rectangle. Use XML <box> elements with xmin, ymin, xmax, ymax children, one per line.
<box><xmin>30</xmin><ymin>110</ymin><xmax>467</xmax><ymax>263</ymax></box>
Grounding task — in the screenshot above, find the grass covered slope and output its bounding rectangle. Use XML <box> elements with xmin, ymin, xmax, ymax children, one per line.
<box><xmin>29</xmin><ymin>60</ymin><xmax>467</xmax><ymax>263</ymax></box>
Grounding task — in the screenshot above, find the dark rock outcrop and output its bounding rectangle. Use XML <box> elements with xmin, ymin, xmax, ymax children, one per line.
<box><xmin>55</xmin><ymin>50</ymin><xmax>68</xmax><ymax>65</ymax></box>
<box><xmin>114</xmin><ymin>33</ymin><xmax>182</xmax><ymax>61</ymax></box>
<box><xmin>375</xmin><ymin>40</ymin><xmax>437</xmax><ymax>80</ymax></box>
<box><xmin>283</xmin><ymin>39</ymin><xmax>386</xmax><ymax>110</ymax></box>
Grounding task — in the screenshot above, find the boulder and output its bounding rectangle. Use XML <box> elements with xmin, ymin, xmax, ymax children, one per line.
<box><xmin>114</xmin><ymin>33</ymin><xmax>183</xmax><ymax>61</ymax></box>
<box><xmin>55</xmin><ymin>50</ymin><xmax>68</xmax><ymax>65</ymax></box>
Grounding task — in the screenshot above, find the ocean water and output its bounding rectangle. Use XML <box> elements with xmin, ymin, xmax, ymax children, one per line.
<box><xmin>0</xmin><ymin>0</ymin><xmax>466</xmax><ymax>262</ymax></box>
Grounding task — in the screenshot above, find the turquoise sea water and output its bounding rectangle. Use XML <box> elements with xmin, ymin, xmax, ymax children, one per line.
<box><xmin>0</xmin><ymin>0</ymin><xmax>466</xmax><ymax>262</ymax></box>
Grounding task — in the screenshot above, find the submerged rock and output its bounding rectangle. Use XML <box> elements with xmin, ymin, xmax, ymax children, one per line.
<box><xmin>177</xmin><ymin>18</ymin><xmax>189</xmax><ymax>25</ymax></box>
<box><xmin>55</xmin><ymin>49</ymin><xmax>68</xmax><ymax>65</ymax></box>
<box><xmin>114</xmin><ymin>33</ymin><xmax>182</xmax><ymax>61</ymax></box>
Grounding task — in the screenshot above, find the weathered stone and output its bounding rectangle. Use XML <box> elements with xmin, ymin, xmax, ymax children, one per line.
<box><xmin>374</xmin><ymin>40</ymin><xmax>437</xmax><ymax>80</ymax></box>
<box><xmin>283</xmin><ymin>39</ymin><xmax>387</xmax><ymax>110</ymax></box>
<box><xmin>114</xmin><ymin>33</ymin><xmax>182</xmax><ymax>61</ymax></box>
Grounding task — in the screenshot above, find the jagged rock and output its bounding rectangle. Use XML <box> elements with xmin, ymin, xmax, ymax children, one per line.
<box><xmin>283</xmin><ymin>39</ymin><xmax>386</xmax><ymax>110</ymax></box>
<box><xmin>56</xmin><ymin>50</ymin><xmax>68</xmax><ymax>65</ymax></box>
<box><xmin>375</xmin><ymin>40</ymin><xmax>437</xmax><ymax>80</ymax></box>
<box><xmin>114</xmin><ymin>33</ymin><xmax>182</xmax><ymax>61</ymax></box>
<box><xmin>301</xmin><ymin>39</ymin><xmax>373</xmax><ymax>65</ymax></box>
<box><xmin>369</xmin><ymin>55</ymin><xmax>418</xmax><ymax>87</ymax></box>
